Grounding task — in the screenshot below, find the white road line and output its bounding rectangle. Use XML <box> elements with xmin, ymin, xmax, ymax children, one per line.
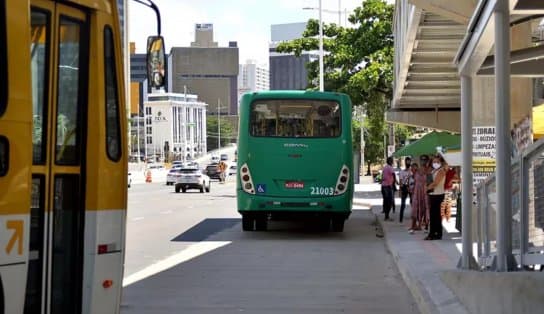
<box><xmin>132</xmin><ymin>217</ymin><xmax>145</xmax><ymax>221</ymax></box>
<box><xmin>122</xmin><ymin>241</ymin><xmax>231</xmax><ymax>287</ymax></box>
<box><xmin>160</xmin><ymin>210</ymin><xmax>173</xmax><ymax>214</ymax></box>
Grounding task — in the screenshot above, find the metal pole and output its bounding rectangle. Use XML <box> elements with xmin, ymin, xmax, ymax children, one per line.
<box><xmin>360</xmin><ymin>109</ymin><xmax>365</xmax><ymax>176</ymax></box>
<box><xmin>319</xmin><ymin>0</ymin><xmax>324</xmax><ymax>92</ymax></box>
<box><xmin>338</xmin><ymin>0</ymin><xmax>342</xmax><ymax>26</ymax></box>
<box><xmin>458</xmin><ymin>75</ymin><xmax>478</xmax><ymax>269</ymax></box>
<box><xmin>494</xmin><ymin>0</ymin><xmax>515</xmax><ymax>271</ymax></box>
<box><xmin>218</xmin><ymin>98</ymin><xmax>221</xmax><ymax>150</ymax></box>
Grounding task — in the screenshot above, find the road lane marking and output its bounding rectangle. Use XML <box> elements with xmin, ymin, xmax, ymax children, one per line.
<box><xmin>132</xmin><ymin>217</ymin><xmax>145</xmax><ymax>221</ymax></box>
<box><xmin>122</xmin><ymin>241</ymin><xmax>231</xmax><ymax>287</ymax></box>
<box><xmin>160</xmin><ymin>210</ymin><xmax>172</xmax><ymax>214</ymax></box>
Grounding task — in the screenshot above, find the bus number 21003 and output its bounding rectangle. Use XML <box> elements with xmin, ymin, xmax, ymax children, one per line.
<box><xmin>310</xmin><ymin>187</ymin><xmax>334</xmax><ymax>196</ymax></box>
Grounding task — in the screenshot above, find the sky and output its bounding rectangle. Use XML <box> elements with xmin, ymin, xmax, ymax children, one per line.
<box><xmin>128</xmin><ymin>0</ymin><xmax>365</xmax><ymax>66</ymax></box>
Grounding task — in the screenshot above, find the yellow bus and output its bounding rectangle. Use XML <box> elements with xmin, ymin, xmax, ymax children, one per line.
<box><xmin>0</xmin><ymin>1</ymin><xmax>165</xmax><ymax>313</ymax></box>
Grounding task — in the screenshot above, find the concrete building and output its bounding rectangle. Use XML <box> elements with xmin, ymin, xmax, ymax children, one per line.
<box><xmin>269</xmin><ymin>22</ymin><xmax>316</xmax><ymax>90</ymax></box>
<box><xmin>238</xmin><ymin>60</ymin><xmax>269</xmax><ymax>101</ymax></box>
<box><xmin>168</xmin><ymin>23</ymin><xmax>239</xmax><ymax>116</ymax></box>
<box><xmin>143</xmin><ymin>92</ymin><xmax>207</xmax><ymax>161</ymax></box>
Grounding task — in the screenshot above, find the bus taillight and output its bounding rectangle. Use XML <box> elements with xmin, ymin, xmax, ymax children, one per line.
<box><xmin>240</xmin><ymin>163</ymin><xmax>256</xmax><ymax>194</ymax></box>
<box><xmin>335</xmin><ymin>165</ymin><xmax>350</xmax><ymax>195</ymax></box>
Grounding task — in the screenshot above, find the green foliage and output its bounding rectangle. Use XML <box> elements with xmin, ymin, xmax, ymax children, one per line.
<box><xmin>206</xmin><ymin>116</ymin><xmax>235</xmax><ymax>151</ymax></box>
<box><xmin>276</xmin><ymin>0</ymin><xmax>401</xmax><ymax>167</ymax></box>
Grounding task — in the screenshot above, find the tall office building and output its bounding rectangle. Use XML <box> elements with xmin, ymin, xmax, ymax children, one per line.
<box><xmin>238</xmin><ymin>60</ymin><xmax>269</xmax><ymax>101</ymax></box>
<box><xmin>269</xmin><ymin>22</ymin><xmax>316</xmax><ymax>90</ymax></box>
<box><xmin>168</xmin><ymin>24</ymin><xmax>239</xmax><ymax>116</ymax></box>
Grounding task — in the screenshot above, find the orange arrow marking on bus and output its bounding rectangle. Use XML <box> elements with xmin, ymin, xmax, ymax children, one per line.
<box><xmin>6</xmin><ymin>220</ymin><xmax>23</xmax><ymax>255</ymax></box>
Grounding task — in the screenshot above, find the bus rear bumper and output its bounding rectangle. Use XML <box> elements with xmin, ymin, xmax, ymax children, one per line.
<box><xmin>237</xmin><ymin>192</ymin><xmax>352</xmax><ymax>218</ymax></box>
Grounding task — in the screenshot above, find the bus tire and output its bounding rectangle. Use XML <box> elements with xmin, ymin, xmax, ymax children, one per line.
<box><xmin>175</xmin><ymin>186</ymin><xmax>180</xmax><ymax>193</ymax></box>
<box><xmin>242</xmin><ymin>214</ymin><xmax>254</xmax><ymax>231</ymax></box>
<box><xmin>255</xmin><ymin>215</ymin><xmax>267</xmax><ymax>231</ymax></box>
<box><xmin>182</xmin><ymin>188</ymin><xmax>187</xmax><ymax>193</ymax></box>
<box><xmin>331</xmin><ymin>218</ymin><xmax>345</xmax><ymax>232</ymax></box>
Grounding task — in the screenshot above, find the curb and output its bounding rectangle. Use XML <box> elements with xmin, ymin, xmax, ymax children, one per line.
<box><xmin>372</xmin><ymin>206</ymin><xmax>468</xmax><ymax>314</ymax></box>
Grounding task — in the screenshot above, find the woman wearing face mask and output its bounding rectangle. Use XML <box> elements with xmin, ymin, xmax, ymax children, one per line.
<box><xmin>424</xmin><ymin>155</ymin><xmax>447</xmax><ymax>240</ymax></box>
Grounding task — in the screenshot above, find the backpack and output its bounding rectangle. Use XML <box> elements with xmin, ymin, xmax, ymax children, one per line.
<box><xmin>444</xmin><ymin>168</ymin><xmax>456</xmax><ymax>190</ymax></box>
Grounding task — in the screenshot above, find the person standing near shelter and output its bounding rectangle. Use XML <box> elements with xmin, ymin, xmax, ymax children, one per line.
<box><xmin>425</xmin><ymin>155</ymin><xmax>447</xmax><ymax>240</ymax></box>
<box><xmin>398</xmin><ymin>157</ymin><xmax>412</xmax><ymax>223</ymax></box>
<box><xmin>381</xmin><ymin>156</ymin><xmax>395</xmax><ymax>221</ymax></box>
<box><xmin>217</xmin><ymin>160</ymin><xmax>227</xmax><ymax>183</ymax></box>
<box><xmin>409</xmin><ymin>156</ymin><xmax>429</xmax><ymax>234</ymax></box>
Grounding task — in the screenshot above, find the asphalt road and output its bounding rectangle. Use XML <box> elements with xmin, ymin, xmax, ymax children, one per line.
<box><xmin>121</xmin><ymin>178</ymin><xmax>418</xmax><ymax>314</ymax></box>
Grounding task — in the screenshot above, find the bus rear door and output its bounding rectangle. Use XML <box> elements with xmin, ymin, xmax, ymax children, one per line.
<box><xmin>26</xmin><ymin>2</ymin><xmax>89</xmax><ymax>313</ymax></box>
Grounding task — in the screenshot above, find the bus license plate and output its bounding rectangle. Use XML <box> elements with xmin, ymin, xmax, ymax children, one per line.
<box><xmin>285</xmin><ymin>181</ymin><xmax>304</xmax><ymax>189</ymax></box>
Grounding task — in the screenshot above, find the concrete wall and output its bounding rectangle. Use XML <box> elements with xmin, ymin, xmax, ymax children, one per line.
<box><xmin>170</xmin><ymin>47</ymin><xmax>239</xmax><ymax>115</ymax></box>
<box><xmin>442</xmin><ymin>270</ymin><xmax>544</xmax><ymax>314</ymax></box>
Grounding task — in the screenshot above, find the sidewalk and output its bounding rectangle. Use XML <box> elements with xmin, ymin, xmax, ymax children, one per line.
<box><xmin>354</xmin><ymin>177</ymin><xmax>469</xmax><ymax>314</ymax></box>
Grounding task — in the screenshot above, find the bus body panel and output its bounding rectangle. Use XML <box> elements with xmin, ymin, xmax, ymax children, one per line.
<box><xmin>237</xmin><ymin>91</ymin><xmax>353</xmax><ymax>217</ymax></box>
<box><xmin>1</xmin><ymin>1</ymin><xmax>127</xmax><ymax>313</ymax></box>
<box><xmin>1</xmin><ymin>1</ymin><xmax>32</xmax><ymax>313</ymax></box>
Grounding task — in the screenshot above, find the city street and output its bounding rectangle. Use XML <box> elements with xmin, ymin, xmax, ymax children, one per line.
<box><xmin>121</xmin><ymin>178</ymin><xmax>418</xmax><ymax>314</ymax></box>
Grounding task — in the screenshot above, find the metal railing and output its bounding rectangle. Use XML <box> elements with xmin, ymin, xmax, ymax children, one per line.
<box><xmin>476</xmin><ymin>136</ymin><xmax>544</xmax><ymax>269</ymax></box>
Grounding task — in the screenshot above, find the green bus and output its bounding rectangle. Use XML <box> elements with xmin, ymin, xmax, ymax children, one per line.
<box><xmin>237</xmin><ymin>91</ymin><xmax>354</xmax><ymax>232</ymax></box>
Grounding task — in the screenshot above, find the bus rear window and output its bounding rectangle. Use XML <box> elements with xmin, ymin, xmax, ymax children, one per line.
<box><xmin>250</xmin><ymin>100</ymin><xmax>341</xmax><ymax>138</ymax></box>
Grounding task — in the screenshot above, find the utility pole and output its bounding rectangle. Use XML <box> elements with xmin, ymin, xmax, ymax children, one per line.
<box><xmin>218</xmin><ymin>98</ymin><xmax>221</xmax><ymax>150</ymax></box>
<box><xmin>360</xmin><ymin>108</ymin><xmax>365</xmax><ymax>176</ymax></box>
<box><xmin>318</xmin><ymin>0</ymin><xmax>324</xmax><ymax>91</ymax></box>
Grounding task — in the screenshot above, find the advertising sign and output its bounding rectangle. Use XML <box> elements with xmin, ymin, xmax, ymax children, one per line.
<box><xmin>472</xmin><ymin>126</ymin><xmax>496</xmax><ymax>187</ymax></box>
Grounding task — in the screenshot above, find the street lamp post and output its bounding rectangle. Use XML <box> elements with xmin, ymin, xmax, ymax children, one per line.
<box><xmin>318</xmin><ymin>0</ymin><xmax>324</xmax><ymax>91</ymax></box>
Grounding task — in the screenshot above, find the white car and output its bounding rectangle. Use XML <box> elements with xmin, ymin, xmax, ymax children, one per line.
<box><xmin>175</xmin><ymin>168</ymin><xmax>211</xmax><ymax>193</ymax></box>
<box><xmin>210</xmin><ymin>155</ymin><xmax>220</xmax><ymax>163</ymax></box>
<box><xmin>228</xmin><ymin>164</ymin><xmax>237</xmax><ymax>176</ymax></box>
<box><xmin>166</xmin><ymin>168</ymin><xmax>182</xmax><ymax>185</ymax></box>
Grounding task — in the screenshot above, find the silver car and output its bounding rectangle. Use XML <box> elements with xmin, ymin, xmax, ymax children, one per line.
<box><xmin>175</xmin><ymin>168</ymin><xmax>211</xmax><ymax>193</ymax></box>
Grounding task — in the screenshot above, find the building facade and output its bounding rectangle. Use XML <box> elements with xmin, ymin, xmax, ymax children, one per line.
<box><xmin>238</xmin><ymin>60</ymin><xmax>269</xmax><ymax>101</ymax></box>
<box><xmin>142</xmin><ymin>93</ymin><xmax>207</xmax><ymax>161</ymax></box>
<box><xmin>168</xmin><ymin>23</ymin><xmax>239</xmax><ymax>116</ymax></box>
<box><xmin>269</xmin><ymin>22</ymin><xmax>315</xmax><ymax>90</ymax></box>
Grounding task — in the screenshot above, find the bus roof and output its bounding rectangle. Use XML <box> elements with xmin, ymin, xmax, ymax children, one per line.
<box><xmin>243</xmin><ymin>90</ymin><xmax>348</xmax><ymax>99</ymax></box>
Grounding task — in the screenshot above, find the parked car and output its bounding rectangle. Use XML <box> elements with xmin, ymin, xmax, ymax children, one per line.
<box><xmin>211</xmin><ymin>155</ymin><xmax>220</xmax><ymax>163</ymax></box>
<box><xmin>220</xmin><ymin>153</ymin><xmax>228</xmax><ymax>161</ymax></box>
<box><xmin>128</xmin><ymin>172</ymin><xmax>132</xmax><ymax>188</ymax></box>
<box><xmin>175</xmin><ymin>168</ymin><xmax>211</xmax><ymax>193</ymax></box>
<box><xmin>204</xmin><ymin>163</ymin><xmax>221</xmax><ymax>180</ymax></box>
<box><xmin>166</xmin><ymin>168</ymin><xmax>182</xmax><ymax>185</ymax></box>
<box><xmin>228</xmin><ymin>164</ymin><xmax>237</xmax><ymax>176</ymax></box>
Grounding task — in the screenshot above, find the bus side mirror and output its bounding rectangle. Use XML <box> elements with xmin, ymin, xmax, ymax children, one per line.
<box><xmin>146</xmin><ymin>36</ymin><xmax>166</xmax><ymax>89</ymax></box>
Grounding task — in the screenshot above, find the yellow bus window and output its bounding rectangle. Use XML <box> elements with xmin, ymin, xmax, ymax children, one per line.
<box><xmin>55</xmin><ymin>17</ymin><xmax>85</xmax><ymax>165</ymax></box>
<box><xmin>0</xmin><ymin>0</ymin><xmax>6</xmax><ymax>116</ymax></box>
<box><xmin>31</xmin><ymin>9</ymin><xmax>50</xmax><ymax>164</ymax></box>
<box><xmin>104</xmin><ymin>26</ymin><xmax>121</xmax><ymax>161</ymax></box>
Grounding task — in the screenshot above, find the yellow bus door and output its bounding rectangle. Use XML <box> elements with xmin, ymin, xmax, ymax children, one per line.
<box><xmin>26</xmin><ymin>2</ymin><xmax>89</xmax><ymax>313</ymax></box>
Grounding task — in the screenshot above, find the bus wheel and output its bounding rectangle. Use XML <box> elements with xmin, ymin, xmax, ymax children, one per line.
<box><xmin>182</xmin><ymin>188</ymin><xmax>187</xmax><ymax>193</ymax></box>
<box><xmin>331</xmin><ymin>218</ymin><xmax>345</xmax><ymax>232</ymax></box>
<box><xmin>255</xmin><ymin>215</ymin><xmax>268</xmax><ymax>231</ymax></box>
<box><xmin>242</xmin><ymin>214</ymin><xmax>254</xmax><ymax>231</ymax></box>
<box><xmin>175</xmin><ymin>186</ymin><xmax>180</xmax><ymax>193</ymax></box>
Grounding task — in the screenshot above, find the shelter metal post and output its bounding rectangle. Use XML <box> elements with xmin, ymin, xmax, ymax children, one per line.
<box><xmin>493</xmin><ymin>0</ymin><xmax>516</xmax><ymax>271</ymax></box>
<box><xmin>458</xmin><ymin>75</ymin><xmax>478</xmax><ymax>269</ymax></box>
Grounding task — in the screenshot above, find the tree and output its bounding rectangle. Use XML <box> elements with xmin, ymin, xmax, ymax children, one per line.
<box><xmin>276</xmin><ymin>0</ymin><xmax>412</xmax><ymax>168</ymax></box>
<box><xmin>206</xmin><ymin>116</ymin><xmax>235</xmax><ymax>151</ymax></box>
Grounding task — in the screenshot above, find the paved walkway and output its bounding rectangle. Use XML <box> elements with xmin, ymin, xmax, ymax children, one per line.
<box><xmin>354</xmin><ymin>176</ymin><xmax>469</xmax><ymax>314</ymax></box>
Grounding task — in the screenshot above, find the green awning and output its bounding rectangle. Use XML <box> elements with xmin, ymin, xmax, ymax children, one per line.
<box><xmin>393</xmin><ymin>131</ymin><xmax>460</xmax><ymax>158</ymax></box>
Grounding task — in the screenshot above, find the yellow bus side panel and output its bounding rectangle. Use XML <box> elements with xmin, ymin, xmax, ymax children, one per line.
<box><xmin>85</xmin><ymin>10</ymin><xmax>127</xmax><ymax>211</ymax></box>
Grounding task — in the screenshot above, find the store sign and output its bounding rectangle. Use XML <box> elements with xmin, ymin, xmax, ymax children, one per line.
<box><xmin>472</xmin><ymin>126</ymin><xmax>496</xmax><ymax>187</ymax></box>
<box><xmin>154</xmin><ymin>110</ymin><xmax>167</xmax><ymax>122</ymax></box>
